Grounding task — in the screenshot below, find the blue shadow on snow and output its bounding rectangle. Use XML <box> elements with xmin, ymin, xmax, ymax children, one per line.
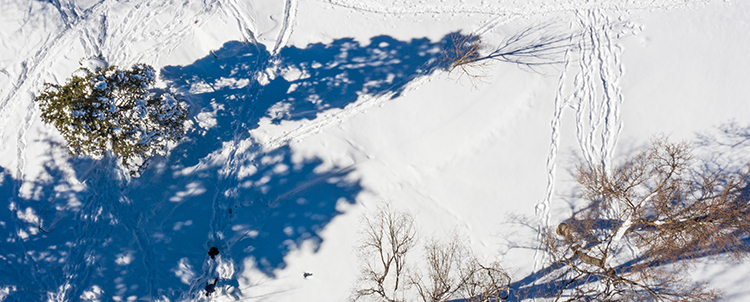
<box><xmin>0</xmin><ymin>33</ymin><xmax>467</xmax><ymax>301</ymax></box>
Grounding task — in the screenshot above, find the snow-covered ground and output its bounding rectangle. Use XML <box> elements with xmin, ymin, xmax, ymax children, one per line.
<box><xmin>1</xmin><ymin>0</ymin><xmax>750</xmax><ymax>301</ymax></box>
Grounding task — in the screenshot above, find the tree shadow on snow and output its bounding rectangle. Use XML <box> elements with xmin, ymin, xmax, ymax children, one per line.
<box><xmin>0</xmin><ymin>33</ymin><xmax>469</xmax><ymax>301</ymax></box>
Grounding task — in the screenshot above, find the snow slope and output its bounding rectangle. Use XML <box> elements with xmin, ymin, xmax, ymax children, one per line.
<box><xmin>1</xmin><ymin>0</ymin><xmax>750</xmax><ymax>301</ymax></box>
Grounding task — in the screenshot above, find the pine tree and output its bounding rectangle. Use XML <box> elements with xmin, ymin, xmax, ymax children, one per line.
<box><xmin>35</xmin><ymin>63</ymin><xmax>188</xmax><ymax>176</ymax></box>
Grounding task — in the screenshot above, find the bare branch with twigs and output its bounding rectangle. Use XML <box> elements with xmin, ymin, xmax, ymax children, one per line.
<box><xmin>442</xmin><ymin>24</ymin><xmax>580</xmax><ymax>81</ymax></box>
<box><xmin>543</xmin><ymin>137</ymin><xmax>750</xmax><ymax>301</ymax></box>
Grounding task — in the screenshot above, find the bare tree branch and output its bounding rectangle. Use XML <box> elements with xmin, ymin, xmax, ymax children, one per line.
<box><xmin>353</xmin><ymin>204</ymin><xmax>418</xmax><ymax>302</ymax></box>
<box><xmin>544</xmin><ymin>137</ymin><xmax>748</xmax><ymax>301</ymax></box>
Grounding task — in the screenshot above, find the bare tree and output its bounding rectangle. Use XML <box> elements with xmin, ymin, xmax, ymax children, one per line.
<box><xmin>544</xmin><ymin>137</ymin><xmax>750</xmax><ymax>301</ymax></box>
<box><xmin>456</xmin><ymin>257</ymin><xmax>510</xmax><ymax>302</ymax></box>
<box><xmin>409</xmin><ymin>233</ymin><xmax>511</xmax><ymax>302</ymax></box>
<box><xmin>353</xmin><ymin>206</ymin><xmax>510</xmax><ymax>302</ymax></box>
<box><xmin>442</xmin><ymin>34</ymin><xmax>488</xmax><ymax>81</ymax></box>
<box><xmin>410</xmin><ymin>236</ymin><xmax>465</xmax><ymax>302</ymax></box>
<box><xmin>442</xmin><ymin>24</ymin><xmax>579</xmax><ymax>79</ymax></box>
<box><xmin>353</xmin><ymin>204</ymin><xmax>419</xmax><ymax>302</ymax></box>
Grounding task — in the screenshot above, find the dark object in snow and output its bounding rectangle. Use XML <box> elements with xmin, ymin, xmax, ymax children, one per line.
<box><xmin>205</xmin><ymin>278</ymin><xmax>218</xmax><ymax>297</ymax></box>
<box><xmin>303</xmin><ymin>272</ymin><xmax>313</xmax><ymax>278</ymax></box>
<box><xmin>208</xmin><ymin>247</ymin><xmax>219</xmax><ymax>259</ymax></box>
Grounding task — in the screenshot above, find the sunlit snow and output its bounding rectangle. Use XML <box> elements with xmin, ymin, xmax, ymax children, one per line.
<box><xmin>1</xmin><ymin>0</ymin><xmax>750</xmax><ymax>301</ymax></box>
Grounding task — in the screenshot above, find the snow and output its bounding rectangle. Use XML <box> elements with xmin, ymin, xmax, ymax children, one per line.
<box><xmin>93</xmin><ymin>81</ymin><xmax>107</xmax><ymax>90</ymax></box>
<box><xmin>2</xmin><ymin>0</ymin><xmax>750</xmax><ymax>301</ymax></box>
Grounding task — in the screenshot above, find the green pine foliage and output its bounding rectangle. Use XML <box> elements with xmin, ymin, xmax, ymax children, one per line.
<box><xmin>35</xmin><ymin>63</ymin><xmax>188</xmax><ymax>176</ymax></box>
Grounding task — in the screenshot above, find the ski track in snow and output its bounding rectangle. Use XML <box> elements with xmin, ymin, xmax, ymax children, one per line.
<box><xmin>0</xmin><ymin>0</ymin><xmax>115</xmax><ymax>141</ymax></box>
<box><xmin>272</xmin><ymin>0</ymin><xmax>298</xmax><ymax>56</ymax></box>
<box><xmin>572</xmin><ymin>9</ymin><xmax>625</xmax><ymax>171</ymax></box>
<box><xmin>533</xmin><ymin>7</ymin><xmax>626</xmax><ymax>271</ymax></box>
<box><xmin>533</xmin><ymin>48</ymin><xmax>573</xmax><ymax>273</ymax></box>
<box><xmin>322</xmin><ymin>0</ymin><xmax>707</xmax><ymax>18</ymax></box>
<box><xmin>103</xmin><ymin>0</ymin><xmax>222</xmax><ymax>65</ymax></box>
<box><xmin>222</xmin><ymin>0</ymin><xmax>261</xmax><ymax>44</ymax></box>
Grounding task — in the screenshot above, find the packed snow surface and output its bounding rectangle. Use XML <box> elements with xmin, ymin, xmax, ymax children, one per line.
<box><xmin>1</xmin><ymin>0</ymin><xmax>750</xmax><ymax>301</ymax></box>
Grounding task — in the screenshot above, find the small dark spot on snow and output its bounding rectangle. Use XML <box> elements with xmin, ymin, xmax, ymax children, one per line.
<box><xmin>208</xmin><ymin>247</ymin><xmax>219</xmax><ymax>259</ymax></box>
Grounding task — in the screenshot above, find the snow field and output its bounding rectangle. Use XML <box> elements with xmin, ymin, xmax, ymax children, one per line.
<box><xmin>1</xmin><ymin>0</ymin><xmax>750</xmax><ymax>301</ymax></box>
